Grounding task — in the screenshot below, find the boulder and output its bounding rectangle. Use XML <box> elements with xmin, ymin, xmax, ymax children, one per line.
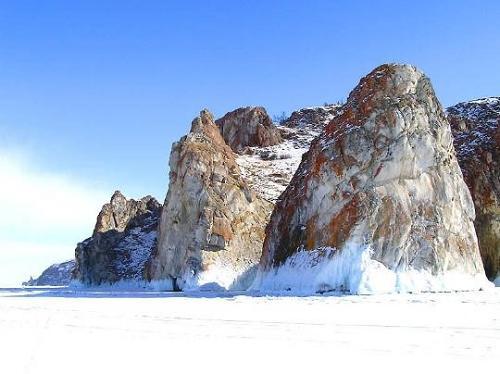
<box><xmin>215</xmin><ymin>106</ymin><xmax>282</xmax><ymax>153</ymax></box>
<box><xmin>448</xmin><ymin>97</ymin><xmax>500</xmax><ymax>283</ymax></box>
<box><xmin>73</xmin><ymin>191</ymin><xmax>161</xmax><ymax>285</ymax></box>
<box><xmin>146</xmin><ymin>110</ymin><xmax>273</xmax><ymax>290</ymax></box>
<box><xmin>253</xmin><ymin>64</ymin><xmax>489</xmax><ymax>294</ymax></box>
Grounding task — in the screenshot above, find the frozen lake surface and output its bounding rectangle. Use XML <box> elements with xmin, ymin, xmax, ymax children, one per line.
<box><xmin>1</xmin><ymin>287</ymin><xmax>499</xmax><ymax>373</ymax></box>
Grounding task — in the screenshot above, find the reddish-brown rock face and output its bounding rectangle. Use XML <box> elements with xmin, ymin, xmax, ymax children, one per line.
<box><xmin>215</xmin><ymin>106</ymin><xmax>282</xmax><ymax>153</ymax></box>
<box><xmin>254</xmin><ymin>64</ymin><xmax>488</xmax><ymax>294</ymax></box>
<box><xmin>448</xmin><ymin>97</ymin><xmax>500</xmax><ymax>282</ymax></box>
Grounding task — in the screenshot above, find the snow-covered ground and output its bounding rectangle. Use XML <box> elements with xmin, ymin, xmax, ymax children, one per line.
<box><xmin>0</xmin><ymin>288</ymin><xmax>499</xmax><ymax>373</ymax></box>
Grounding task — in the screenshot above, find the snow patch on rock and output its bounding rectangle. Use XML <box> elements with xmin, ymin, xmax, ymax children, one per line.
<box><xmin>447</xmin><ymin>97</ymin><xmax>499</xmax><ymax>281</ymax></box>
<box><xmin>236</xmin><ymin>105</ymin><xmax>341</xmax><ymax>202</ymax></box>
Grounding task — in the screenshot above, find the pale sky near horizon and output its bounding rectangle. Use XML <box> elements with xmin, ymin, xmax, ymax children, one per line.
<box><xmin>0</xmin><ymin>0</ymin><xmax>499</xmax><ymax>285</ymax></box>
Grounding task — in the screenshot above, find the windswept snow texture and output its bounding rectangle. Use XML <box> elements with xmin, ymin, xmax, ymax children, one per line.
<box><xmin>0</xmin><ymin>288</ymin><xmax>498</xmax><ymax>373</ymax></box>
<box><xmin>112</xmin><ymin>222</ymin><xmax>158</xmax><ymax>280</ymax></box>
<box><xmin>76</xmin><ymin>214</ymin><xmax>159</xmax><ymax>284</ymax></box>
<box><xmin>252</xmin><ymin>243</ymin><xmax>493</xmax><ymax>295</ymax></box>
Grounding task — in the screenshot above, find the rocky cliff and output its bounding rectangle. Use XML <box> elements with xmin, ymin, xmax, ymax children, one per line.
<box><xmin>74</xmin><ymin>191</ymin><xmax>161</xmax><ymax>285</ymax></box>
<box><xmin>448</xmin><ymin>97</ymin><xmax>500</xmax><ymax>283</ymax></box>
<box><xmin>253</xmin><ymin>64</ymin><xmax>489</xmax><ymax>294</ymax></box>
<box><xmin>23</xmin><ymin>260</ymin><xmax>75</xmax><ymax>286</ymax></box>
<box><xmin>146</xmin><ymin>110</ymin><xmax>273</xmax><ymax>290</ymax></box>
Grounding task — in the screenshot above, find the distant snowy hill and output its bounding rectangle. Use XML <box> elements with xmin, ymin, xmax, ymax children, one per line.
<box><xmin>23</xmin><ymin>260</ymin><xmax>75</xmax><ymax>286</ymax></box>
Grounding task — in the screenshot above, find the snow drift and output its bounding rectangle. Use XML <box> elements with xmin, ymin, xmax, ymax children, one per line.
<box><xmin>252</xmin><ymin>240</ymin><xmax>492</xmax><ymax>295</ymax></box>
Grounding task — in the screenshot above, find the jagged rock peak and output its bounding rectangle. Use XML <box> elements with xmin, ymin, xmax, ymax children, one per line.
<box><xmin>146</xmin><ymin>109</ymin><xmax>273</xmax><ymax>291</ymax></box>
<box><xmin>215</xmin><ymin>106</ymin><xmax>282</xmax><ymax>153</ymax></box>
<box><xmin>191</xmin><ymin>108</ymin><xmax>216</xmax><ymax>131</ymax></box>
<box><xmin>94</xmin><ymin>190</ymin><xmax>160</xmax><ymax>235</ymax></box>
<box><xmin>254</xmin><ymin>63</ymin><xmax>489</xmax><ymax>294</ymax></box>
<box><xmin>447</xmin><ymin>97</ymin><xmax>499</xmax><ymax>282</ymax></box>
<box><xmin>74</xmin><ymin>191</ymin><xmax>162</xmax><ymax>286</ymax></box>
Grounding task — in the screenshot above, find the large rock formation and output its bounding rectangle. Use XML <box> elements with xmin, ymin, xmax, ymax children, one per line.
<box><xmin>74</xmin><ymin>191</ymin><xmax>161</xmax><ymax>285</ymax></box>
<box><xmin>23</xmin><ymin>260</ymin><xmax>75</xmax><ymax>286</ymax></box>
<box><xmin>215</xmin><ymin>106</ymin><xmax>282</xmax><ymax>153</ymax></box>
<box><xmin>253</xmin><ymin>64</ymin><xmax>489</xmax><ymax>294</ymax></box>
<box><xmin>448</xmin><ymin>97</ymin><xmax>500</xmax><ymax>283</ymax></box>
<box><xmin>146</xmin><ymin>110</ymin><xmax>273</xmax><ymax>290</ymax></box>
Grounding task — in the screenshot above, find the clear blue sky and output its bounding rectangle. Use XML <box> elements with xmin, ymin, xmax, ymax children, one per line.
<box><xmin>0</xmin><ymin>1</ymin><xmax>499</xmax><ymax>283</ymax></box>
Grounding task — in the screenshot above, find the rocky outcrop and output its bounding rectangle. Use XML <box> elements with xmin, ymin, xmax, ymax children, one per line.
<box><xmin>253</xmin><ymin>64</ymin><xmax>489</xmax><ymax>294</ymax></box>
<box><xmin>93</xmin><ymin>190</ymin><xmax>149</xmax><ymax>234</ymax></box>
<box><xmin>284</xmin><ymin>104</ymin><xmax>341</xmax><ymax>133</ymax></box>
<box><xmin>146</xmin><ymin>110</ymin><xmax>273</xmax><ymax>290</ymax></box>
<box><xmin>23</xmin><ymin>260</ymin><xmax>75</xmax><ymax>286</ymax></box>
<box><xmin>236</xmin><ymin>105</ymin><xmax>341</xmax><ymax>202</ymax></box>
<box><xmin>73</xmin><ymin>191</ymin><xmax>161</xmax><ymax>285</ymax></box>
<box><xmin>215</xmin><ymin>106</ymin><xmax>282</xmax><ymax>153</ymax></box>
<box><xmin>448</xmin><ymin>97</ymin><xmax>500</xmax><ymax>282</ymax></box>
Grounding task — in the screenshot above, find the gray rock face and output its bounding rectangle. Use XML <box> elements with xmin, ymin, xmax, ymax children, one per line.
<box><xmin>146</xmin><ymin>110</ymin><xmax>273</xmax><ymax>290</ymax></box>
<box><xmin>23</xmin><ymin>260</ymin><xmax>75</xmax><ymax>286</ymax></box>
<box><xmin>215</xmin><ymin>106</ymin><xmax>282</xmax><ymax>153</ymax></box>
<box><xmin>73</xmin><ymin>191</ymin><xmax>161</xmax><ymax>285</ymax></box>
<box><xmin>254</xmin><ymin>64</ymin><xmax>489</xmax><ymax>294</ymax></box>
<box><xmin>448</xmin><ymin>97</ymin><xmax>500</xmax><ymax>282</ymax></box>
